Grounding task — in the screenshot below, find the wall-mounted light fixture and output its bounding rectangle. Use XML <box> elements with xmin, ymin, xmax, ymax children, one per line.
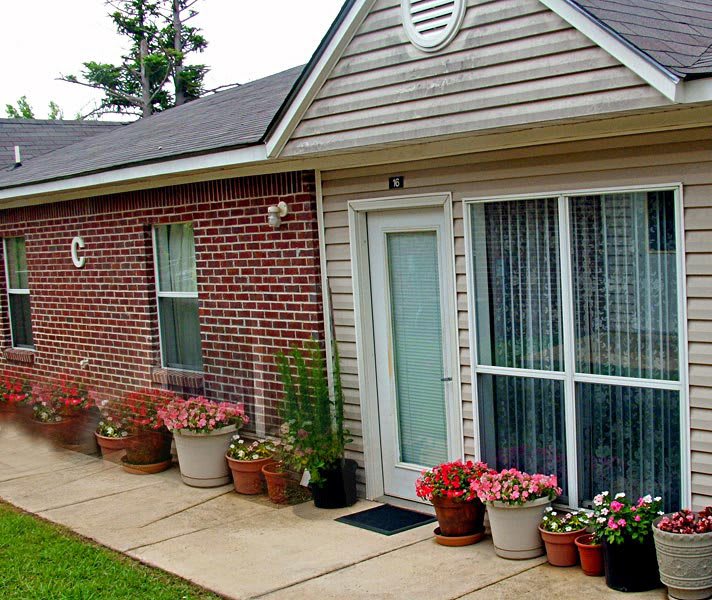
<box><xmin>267</xmin><ymin>201</ymin><xmax>289</xmax><ymax>229</ymax></box>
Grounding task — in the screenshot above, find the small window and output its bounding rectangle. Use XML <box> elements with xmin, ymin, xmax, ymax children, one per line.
<box><xmin>153</xmin><ymin>223</ymin><xmax>203</xmax><ymax>371</ymax></box>
<box><xmin>3</xmin><ymin>237</ymin><xmax>34</xmax><ymax>349</ymax></box>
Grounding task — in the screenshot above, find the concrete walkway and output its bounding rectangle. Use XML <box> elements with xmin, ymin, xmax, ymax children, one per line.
<box><xmin>0</xmin><ymin>420</ymin><xmax>665</xmax><ymax>600</ymax></box>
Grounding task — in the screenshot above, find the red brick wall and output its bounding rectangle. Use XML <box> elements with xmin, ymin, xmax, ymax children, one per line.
<box><xmin>0</xmin><ymin>171</ymin><xmax>323</xmax><ymax>434</ymax></box>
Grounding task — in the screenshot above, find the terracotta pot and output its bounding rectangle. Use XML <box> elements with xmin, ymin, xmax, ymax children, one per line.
<box><xmin>31</xmin><ymin>416</ymin><xmax>68</xmax><ymax>441</ymax></box>
<box><xmin>55</xmin><ymin>411</ymin><xmax>99</xmax><ymax>452</ymax></box>
<box><xmin>95</xmin><ymin>432</ymin><xmax>133</xmax><ymax>463</ymax></box>
<box><xmin>0</xmin><ymin>402</ymin><xmax>16</xmax><ymax>413</ymax></box>
<box><xmin>431</xmin><ymin>495</ymin><xmax>485</xmax><ymax>538</ymax></box>
<box><xmin>262</xmin><ymin>462</ymin><xmax>289</xmax><ymax>504</ymax></box>
<box><xmin>124</xmin><ymin>429</ymin><xmax>172</xmax><ymax>465</ymax></box>
<box><xmin>653</xmin><ymin>515</ymin><xmax>712</xmax><ymax>600</ymax></box>
<box><xmin>539</xmin><ymin>526</ymin><xmax>587</xmax><ymax>566</ymax></box>
<box><xmin>486</xmin><ymin>496</ymin><xmax>551</xmax><ymax>559</ymax></box>
<box><xmin>576</xmin><ymin>534</ymin><xmax>604</xmax><ymax>576</ymax></box>
<box><xmin>172</xmin><ymin>425</ymin><xmax>237</xmax><ymax>488</ymax></box>
<box><xmin>226</xmin><ymin>455</ymin><xmax>273</xmax><ymax>495</ymax></box>
<box><xmin>121</xmin><ymin>456</ymin><xmax>172</xmax><ymax>475</ymax></box>
<box><xmin>603</xmin><ymin>536</ymin><xmax>661</xmax><ymax>593</ymax></box>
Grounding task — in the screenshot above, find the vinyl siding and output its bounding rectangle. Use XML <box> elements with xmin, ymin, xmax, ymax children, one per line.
<box><xmin>322</xmin><ymin>127</ymin><xmax>712</xmax><ymax>509</ymax></box>
<box><xmin>284</xmin><ymin>0</ymin><xmax>671</xmax><ymax>156</ymax></box>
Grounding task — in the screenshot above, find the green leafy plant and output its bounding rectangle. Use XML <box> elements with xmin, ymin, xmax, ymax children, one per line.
<box><xmin>226</xmin><ymin>436</ymin><xmax>274</xmax><ymax>461</ymax></box>
<box><xmin>540</xmin><ymin>507</ymin><xmax>590</xmax><ymax>533</ymax></box>
<box><xmin>276</xmin><ymin>339</ymin><xmax>351</xmax><ymax>487</ymax></box>
<box><xmin>591</xmin><ymin>491</ymin><xmax>663</xmax><ymax>544</ymax></box>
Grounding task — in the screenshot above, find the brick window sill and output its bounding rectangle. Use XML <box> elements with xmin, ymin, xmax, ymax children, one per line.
<box><xmin>151</xmin><ymin>368</ymin><xmax>204</xmax><ymax>389</ymax></box>
<box><xmin>3</xmin><ymin>348</ymin><xmax>35</xmax><ymax>365</ymax></box>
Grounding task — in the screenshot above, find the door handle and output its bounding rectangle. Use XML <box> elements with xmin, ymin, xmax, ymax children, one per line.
<box><xmin>440</xmin><ymin>377</ymin><xmax>452</xmax><ymax>382</ymax></box>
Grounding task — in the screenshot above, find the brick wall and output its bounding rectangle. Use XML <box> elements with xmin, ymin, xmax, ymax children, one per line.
<box><xmin>0</xmin><ymin>170</ymin><xmax>323</xmax><ymax>434</ymax></box>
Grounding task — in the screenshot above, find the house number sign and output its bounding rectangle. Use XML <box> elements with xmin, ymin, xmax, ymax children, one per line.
<box><xmin>71</xmin><ymin>236</ymin><xmax>86</xmax><ymax>268</ymax></box>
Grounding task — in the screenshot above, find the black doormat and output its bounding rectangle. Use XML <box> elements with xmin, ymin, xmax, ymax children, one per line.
<box><xmin>336</xmin><ymin>504</ymin><xmax>436</xmax><ymax>536</ymax></box>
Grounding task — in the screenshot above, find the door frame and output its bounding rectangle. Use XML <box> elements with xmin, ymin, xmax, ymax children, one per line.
<box><xmin>348</xmin><ymin>192</ymin><xmax>464</xmax><ymax>500</ymax></box>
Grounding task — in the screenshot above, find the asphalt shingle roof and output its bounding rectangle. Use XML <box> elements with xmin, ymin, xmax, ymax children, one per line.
<box><xmin>0</xmin><ymin>119</ymin><xmax>123</xmax><ymax>171</ymax></box>
<box><xmin>572</xmin><ymin>0</ymin><xmax>712</xmax><ymax>78</ymax></box>
<box><xmin>0</xmin><ymin>65</ymin><xmax>304</xmax><ymax>190</ymax></box>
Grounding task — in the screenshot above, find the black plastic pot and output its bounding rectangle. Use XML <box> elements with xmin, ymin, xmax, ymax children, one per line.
<box><xmin>603</xmin><ymin>536</ymin><xmax>661</xmax><ymax>593</ymax></box>
<box><xmin>310</xmin><ymin>458</ymin><xmax>358</xmax><ymax>509</ymax></box>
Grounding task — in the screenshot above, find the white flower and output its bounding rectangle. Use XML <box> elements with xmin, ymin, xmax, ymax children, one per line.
<box><xmin>545</xmin><ymin>507</ymin><xmax>553</xmax><ymax>513</ymax></box>
<box><xmin>565</xmin><ymin>526</ymin><xmax>572</xmax><ymax>532</ymax></box>
<box><xmin>551</xmin><ymin>512</ymin><xmax>557</xmax><ymax>516</ymax></box>
<box><xmin>657</xmin><ymin>511</ymin><xmax>664</xmax><ymax>515</ymax></box>
<box><xmin>601</xmin><ymin>508</ymin><xmax>609</xmax><ymax>516</ymax></box>
<box><xmin>642</xmin><ymin>494</ymin><xmax>652</xmax><ymax>503</ymax></box>
<box><xmin>615</xmin><ymin>492</ymin><xmax>625</xmax><ymax>499</ymax></box>
<box><xmin>654</xmin><ymin>497</ymin><xmax>661</xmax><ymax>502</ymax></box>
<box><xmin>597</xmin><ymin>517</ymin><xmax>606</xmax><ymax>524</ymax></box>
<box><xmin>252</xmin><ymin>454</ymin><xmax>259</xmax><ymax>460</ymax></box>
<box><xmin>602</xmin><ymin>491</ymin><xmax>609</xmax><ymax>496</ymax></box>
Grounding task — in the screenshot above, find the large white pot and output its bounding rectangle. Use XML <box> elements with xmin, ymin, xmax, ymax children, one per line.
<box><xmin>653</xmin><ymin>516</ymin><xmax>712</xmax><ymax>600</ymax></box>
<box><xmin>172</xmin><ymin>424</ymin><xmax>237</xmax><ymax>488</ymax></box>
<box><xmin>486</xmin><ymin>496</ymin><xmax>551</xmax><ymax>559</ymax></box>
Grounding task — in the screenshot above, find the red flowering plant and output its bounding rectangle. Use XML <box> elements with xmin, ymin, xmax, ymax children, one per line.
<box><xmin>121</xmin><ymin>388</ymin><xmax>179</xmax><ymax>433</ymax></box>
<box><xmin>0</xmin><ymin>371</ymin><xmax>30</xmax><ymax>407</ymax></box>
<box><xmin>415</xmin><ymin>460</ymin><xmax>493</xmax><ymax>503</ymax></box>
<box><xmin>157</xmin><ymin>396</ymin><xmax>248</xmax><ymax>434</ymax></box>
<box><xmin>656</xmin><ymin>507</ymin><xmax>712</xmax><ymax>534</ymax></box>
<box><xmin>29</xmin><ymin>376</ymin><xmax>90</xmax><ymax>423</ymax></box>
<box><xmin>591</xmin><ymin>491</ymin><xmax>664</xmax><ymax>544</ymax></box>
<box><xmin>470</xmin><ymin>468</ymin><xmax>562</xmax><ymax>505</ymax></box>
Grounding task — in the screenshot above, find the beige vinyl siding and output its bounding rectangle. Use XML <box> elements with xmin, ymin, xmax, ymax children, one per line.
<box><xmin>284</xmin><ymin>0</ymin><xmax>670</xmax><ymax>157</ymax></box>
<box><xmin>322</xmin><ymin>127</ymin><xmax>712</xmax><ymax>509</ymax></box>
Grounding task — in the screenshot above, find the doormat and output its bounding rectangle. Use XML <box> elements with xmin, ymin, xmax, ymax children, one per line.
<box><xmin>336</xmin><ymin>504</ymin><xmax>436</xmax><ymax>536</ymax></box>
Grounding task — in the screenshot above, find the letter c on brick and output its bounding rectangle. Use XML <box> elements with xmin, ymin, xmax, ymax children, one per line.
<box><xmin>71</xmin><ymin>236</ymin><xmax>86</xmax><ymax>268</ymax></box>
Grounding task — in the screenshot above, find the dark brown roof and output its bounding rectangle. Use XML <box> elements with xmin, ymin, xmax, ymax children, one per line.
<box><xmin>0</xmin><ymin>65</ymin><xmax>304</xmax><ymax>190</ymax></box>
<box><xmin>0</xmin><ymin>119</ymin><xmax>123</xmax><ymax>171</ymax></box>
<box><xmin>572</xmin><ymin>0</ymin><xmax>712</xmax><ymax>78</ymax></box>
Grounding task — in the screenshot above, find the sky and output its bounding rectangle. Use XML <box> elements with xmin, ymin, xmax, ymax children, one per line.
<box><xmin>3</xmin><ymin>1</ymin><xmax>344</xmax><ymax>120</ymax></box>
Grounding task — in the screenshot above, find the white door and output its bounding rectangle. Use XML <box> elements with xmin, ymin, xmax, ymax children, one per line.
<box><xmin>367</xmin><ymin>206</ymin><xmax>461</xmax><ymax>502</ymax></box>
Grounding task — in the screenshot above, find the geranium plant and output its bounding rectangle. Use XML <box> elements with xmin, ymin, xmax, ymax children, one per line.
<box><xmin>656</xmin><ymin>507</ymin><xmax>712</xmax><ymax>534</ymax></box>
<box><xmin>592</xmin><ymin>491</ymin><xmax>664</xmax><ymax>544</ymax></box>
<box><xmin>227</xmin><ymin>436</ymin><xmax>275</xmax><ymax>461</ymax></box>
<box><xmin>29</xmin><ymin>376</ymin><xmax>90</xmax><ymax>422</ymax></box>
<box><xmin>0</xmin><ymin>371</ymin><xmax>30</xmax><ymax>406</ymax></box>
<box><xmin>540</xmin><ymin>507</ymin><xmax>590</xmax><ymax>533</ymax></box>
<box><xmin>415</xmin><ymin>460</ymin><xmax>492</xmax><ymax>503</ymax></box>
<box><xmin>158</xmin><ymin>396</ymin><xmax>248</xmax><ymax>433</ymax></box>
<box><xmin>122</xmin><ymin>388</ymin><xmax>178</xmax><ymax>432</ymax></box>
<box><xmin>471</xmin><ymin>468</ymin><xmax>561</xmax><ymax>505</ymax></box>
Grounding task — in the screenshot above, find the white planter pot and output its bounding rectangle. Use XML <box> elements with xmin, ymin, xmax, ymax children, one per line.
<box><xmin>172</xmin><ymin>424</ymin><xmax>237</xmax><ymax>488</ymax></box>
<box><xmin>486</xmin><ymin>496</ymin><xmax>551</xmax><ymax>560</ymax></box>
<box><xmin>653</xmin><ymin>516</ymin><xmax>712</xmax><ymax>600</ymax></box>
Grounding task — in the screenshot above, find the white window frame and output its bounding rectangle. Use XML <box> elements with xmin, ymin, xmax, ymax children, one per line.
<box><xmin>3</xmin><ymin>237</ymin><xmax>34</xmax><ymax>350</ymax></box>
<box><xmin>151</xmin><ymin>223</ymin><xmax>202</xmax><ymax>373</ymax></box>
<box><xmin>463</xmin><ymin>183</ymin><xmax>690</xmax><ymax>509</ymax></box>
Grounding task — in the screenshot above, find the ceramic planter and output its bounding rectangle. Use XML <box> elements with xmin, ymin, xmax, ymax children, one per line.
<box><xmin>226</xmin><ymin>455</ymin><xmax>273</xmax><ymax>495</ymax></box>
<box><xmin>95</xmin><ymin>433</ymin><xmax>133</xmax><ymax>463</ymax></box>
<box><xmin>539</xmin><ymin>526</ymin><xmax>587</xmax><ymax>566</ymax></box>
<box><xmin>603</xmin><ymin>536</ymin><xmax>661</xmax><ymax>593</ymax></box>
<box><xmin>262</xmin><ymin>462</ymin><xmax>289</xmax><ymax>504</ymax></box>
<box><xmin>172</xmin><ymin>424</ymin><xmax>237</xmax><ymax>488</ymax></box>
<box><xmin>575</xmin><ymin>534</ymin><xmax>604</xmax><ymax>576</ymax></box>
<box><xmin>310</xmin><ymin>458</ymin><xmax>358</xmax><ymax>509</ymax></box>
<box><xmin>653</xmin><ymin>516</ymin><xmax>712</xmax><ymax>600</ymax></box>
<box><xmin>124</xmin><ymin>429</ymin><xmax>172</xmax><ymax>470</ymax></box>
<box><xmin>486</xmin><ymin>496</ymin><xmax>551</xmax><ymax>559</ymax></box>
<box><xmin>431</xmin><ymin>495</ymin><xmax>485</xmax><ymax>543</ymax></box>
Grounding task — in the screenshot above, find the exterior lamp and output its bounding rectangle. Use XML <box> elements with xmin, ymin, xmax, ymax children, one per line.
<box><xmin>267</xmin><ymin>201</ymin><xmax>289</xmax><ymax>228</ymax></box>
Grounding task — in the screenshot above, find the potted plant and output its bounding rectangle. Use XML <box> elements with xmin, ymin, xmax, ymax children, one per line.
<box><xmin>415</xmin><ymin>459</ymin><xmax>492</xmax><ymax>546</ymax></box>
<box><xmin>121</xmin><ymin>388</ymin><xmax>176</xmax><ymax>474</ymax></box>
<box><xmin>575</xmin><ymin>532</ymin><xmax>604</xmax><ymax>576</ymax></box>
<box><xmin>226</xmin><ymin>435</ymin><xmax>275</xmax><ymax>495</ymax></box>
<box><xmin>93</xmin><ymin>393</ymin><xmax>133</xmax><ymax>462</ymax></box>
<box><xmin>471</xmin><ymin>468</ymin><xmax>561</xmax><ymax>559</ymax></box>
<box><xmin>653</xmin><ymin>506</ymin><xmax>712</xmax><ymax>600</ymax></box>
<box><xmin>0</xmin><ymin>371</ymin><xmax>30</xmax><ymax>414</ymax></box>
<box><xmin>276</xmin><ymin>340</ymin><xmax>355</xmax><ymax>509</ymax></box>
<box><xmin>592</xmin><ymin>491</ymin><xmax>663</xmax><ymax>593</ymax></box>
<box><xmin>539</xmin><ymin>508</ymin><xmax>589</xmax><ymax>566</ymax></box>
<box><xmin>158</xmin><ymin>395</ymin><xmax>248</xmax><ymax>488</ymax></box>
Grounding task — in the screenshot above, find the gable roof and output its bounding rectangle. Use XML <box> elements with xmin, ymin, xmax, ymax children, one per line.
<box><xmin>0</xmin><ymin>65</ymin><xmax>304</xmax><ymax>191</ymax></box>
<box><xmin>0</xmin><ymin>118</ymin><xmax>123</xmax><ymax>171</ymax></box>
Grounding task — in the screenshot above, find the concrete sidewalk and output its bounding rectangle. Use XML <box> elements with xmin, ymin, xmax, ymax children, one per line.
<box><xmin>0</xmin><ymin>420</ymin><xmax>665</xmax><ymax>600</ymax></box>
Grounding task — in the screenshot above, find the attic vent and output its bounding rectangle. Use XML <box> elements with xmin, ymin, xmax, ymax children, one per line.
<box><xmin>401</xmin><ymin>0</ymin><xmax>466</xmax><ymax>52</ymax></box>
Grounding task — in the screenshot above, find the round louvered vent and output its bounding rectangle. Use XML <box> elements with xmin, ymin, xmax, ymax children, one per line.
<box><xmin>401</xmin><ymin>0</ymin><xmax>466</xmax><ymax>52</ymax></box>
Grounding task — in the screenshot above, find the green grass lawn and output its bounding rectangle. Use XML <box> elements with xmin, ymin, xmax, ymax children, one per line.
<box><xmin>0</xmin><ymin>502</ymin><xmax>223</xmax><ymax>599</ymax></box>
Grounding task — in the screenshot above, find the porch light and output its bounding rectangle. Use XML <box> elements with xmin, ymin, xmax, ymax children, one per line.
<box><xmin>267</xmin><ymin>201</ymin><xmax>289</xmax><ymax>228</ymax></box>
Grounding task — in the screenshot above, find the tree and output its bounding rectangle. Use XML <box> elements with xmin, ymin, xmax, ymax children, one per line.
<box><xmin>5</xmin><ymin>96</ymin><xmax>65</xmax><ymax>120</ymax></box>
<box><xmin>60</xmin><ymin>0</ymin><xmax>208</xmax><ymax>118</ymax></box>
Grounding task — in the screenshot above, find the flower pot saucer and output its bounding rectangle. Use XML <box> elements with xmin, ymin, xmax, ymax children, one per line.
<box><xmin>121</xmin><ymin>455</ymin><xmax>172</xmax><ymax>475</ymax></box>
<box><xmin>434</xmin><ymin>527</ymin><xmax>485</xmax><ymax>546</ymax></box>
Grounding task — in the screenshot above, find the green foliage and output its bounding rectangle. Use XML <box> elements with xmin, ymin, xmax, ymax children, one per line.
<box><xmin>0</xmin><ymin>502</ymin><xmax>220</xmax><ymax>599</ymax></box>
<box><xmin>47</xmin><ymin>101</ymin><xmax>63</xmax><ymax>120</ymax></box>
<box><xmin>5</xmin><ymin>96</ymin><xmax>35</xmax><ymax>119</ymax></box>
<box><xmin>276</xmin><ymin>339</ymin><xmax>351</xmax><ymax>487</ymax></box>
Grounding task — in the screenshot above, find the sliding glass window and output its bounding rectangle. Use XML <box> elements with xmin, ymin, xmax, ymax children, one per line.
<box><xmin>3</xmin><ymin>237</ymin><xmax>34</xmax><ymax>349</ymax></box>
<box><xmin>153</xmin><ymin>223</ymin><xmax>203</xmax><ymax>372</ymax></box>
<box><xmin>469</xmin><ymin>189</ymin><xmax>683</xmax><ymax>510</ymax></box>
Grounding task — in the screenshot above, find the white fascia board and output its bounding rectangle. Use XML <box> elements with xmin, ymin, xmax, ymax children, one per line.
<box><xmin>0</xmin><ymin>144</ymin><xmax>267</xmax><ymax>203</ymax></box>
<box><xmin>680</xmin><ymin>77</ymin><xmax>712</xmax><ymax>103</ymax></box>
<box><xmin>537</xmin><ymin>0</ymin><xmax>682</xmax><ymax>102</ymax></box>
<box><xmin>266</xmin><ymin>0</ymin><xmax>377</xmax><ymax>159</ymax></box>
